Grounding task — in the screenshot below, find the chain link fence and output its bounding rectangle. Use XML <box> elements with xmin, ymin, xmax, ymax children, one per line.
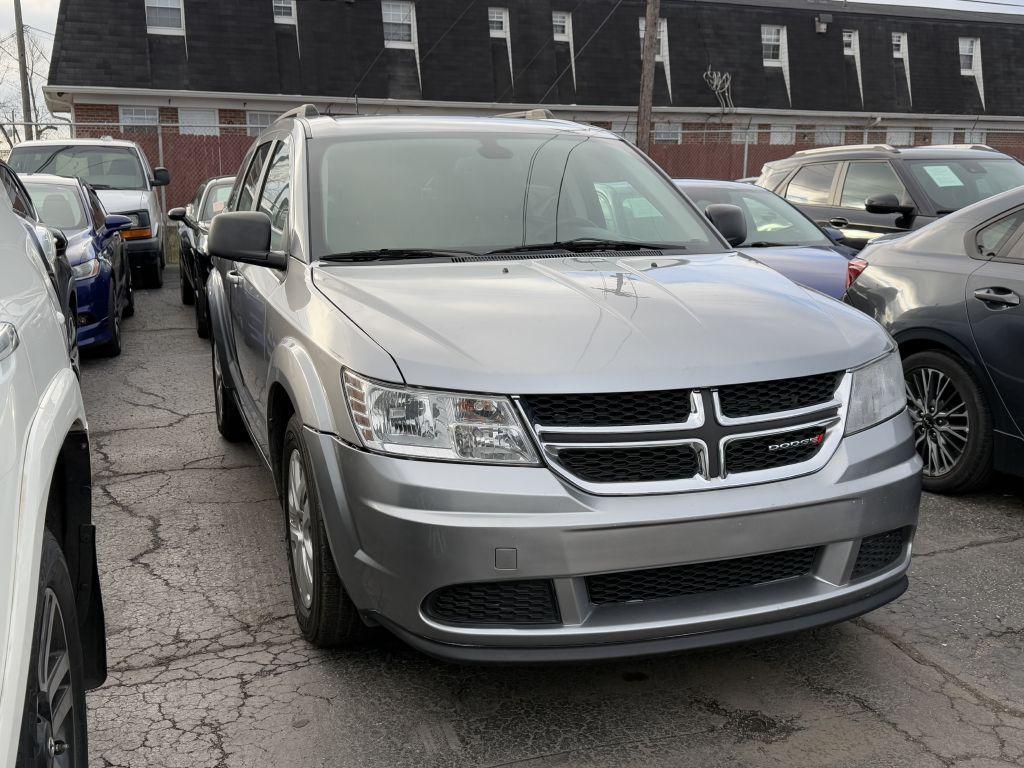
<box><xmin>3</xmin><ymin>120</ymin><xmax>1024</xmax><ymax>206</ymax></box>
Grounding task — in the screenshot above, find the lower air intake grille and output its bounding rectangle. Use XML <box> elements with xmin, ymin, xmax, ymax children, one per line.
<box><xmin>725</xmin><ymin>426</ymin><xmax>827</xmax><ymax>474</ymax></box>
<box><xmin>424</xmin><ymin>580</ymin><xmax>560</xmax><ymax>625</ymax></box>
<box><xmin>718</xmin><ymin>372</ymin><xmax>840</xmax><ymax>418</ymax></box>
<box><xmin>556</xmin><ymin>444</ymin><xmax>701</xmax><ymax>483</ymax></box>
<box><xmin>852</xmin><ymin>528</ymin><xmax>908</xmax><ymax>580</ymax></box>
<box><xmin>586</xmin><ymin>547</ymin><xmax>818</xmax><ymax>606</ymax></box>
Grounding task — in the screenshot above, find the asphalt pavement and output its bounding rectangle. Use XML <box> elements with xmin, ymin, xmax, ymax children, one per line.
<box><xmin>82</xmin><ymin>267</ymin><xmax>1024</xmax><ymax>768</ymax></box>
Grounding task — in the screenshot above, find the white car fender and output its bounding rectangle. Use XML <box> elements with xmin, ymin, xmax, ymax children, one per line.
<box><xmin>0</xmin><ymin>367</ymin><xmax>87</xmax><ymax>768</ymax></box>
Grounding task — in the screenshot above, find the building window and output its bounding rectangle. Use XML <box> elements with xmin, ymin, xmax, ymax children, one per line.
<box><xmin>246</xmin><ymin>110</ymin><xmax>279</xmax><ymax>138</ymax></box>
<box><xmin>552</xmin><ymin>11</ymin><xmax>571</xmax><ymax>42</ymax></box>
<box><xmin>731</xmin><ymin>125</ymin><xmax>758</xmax><ymax>145</ymax></box>
<box><xmin>842</xmin><ymin>30</ymin><xmax>855</xmax><ymax>56</ymax></box>
<box><xmin>382</xmin><ymin>0</ymin><xmax>415</xmax><ymax>47</ymax></box>
<box><xmin>273</xmin><ymin>0</ymin><xmax>296</xmax><ymax>24</ymax></box>
<box><xmin>959</xmin><ymin>37</ymin><xmax>977</xmax><ymax>74</ymax></box>
<box><xmin>770</xmin><ymin>124</ymin><xmax>795</xmax><ymax>146</ymax></box>
<box><xmin>842</xmin><ymin>30</ymin><xmax>864</xmax><ymax>106</ymax></box>
<box><xmin>892</xmin><ymin>32</ymin><xmax>906</xmax><ymax>60</ymax></box>
<box><xmin>931</xmin><ymin>128</ymin><xmax>954</xmax><ymax>145</ymax></box>
<box><xmin>762</xmin><ymin>25</ymin><xmax>784</xmax><ymax>66</ymax></box>
<box><xmin>886</xmin><ymin>128</ymin><xmax>913</xmax><ymax>146</ymax></box>
<box><xmin>965</xmin><ymin>128</ymin><xmax>987</xmax><ymax>144</ymax></box>
<box><xmin>814</xmin><ymin>125</ymin><xmax>844</xmax><ymax>146</ymax></box>
<box><xmin>179</xmin><ymin>108</ymin><xmax>219</xmax><ymax>137</ymax></box>
<box><xmin>119</xmin><ymin>106</ymin><xmax>158</xmax><ymax>133</ymax></box>
<box><xmin>488</xmin><ymin>7</ymin><xmax>509</xmax><ymax>37</ymax></box>
<box><xmin>653</xmin><ymin>123</ymin><xmax>681</xmax><ymax>144</ymax></box>
<box><xmin>145</xmin><ymin>0</ymin><xmax>184</xmax><ymax>34</ymax></box>
<box><xmin>638</xmin><ymin>17</ymin><xmax>672</xmax><ymax>98</ymax></box>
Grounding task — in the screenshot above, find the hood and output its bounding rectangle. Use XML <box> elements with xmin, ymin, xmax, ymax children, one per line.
<box><xmin>312</xmin><ymin>252</ymin><xmax>889</xmax><ymax>394</ymax></box>
<box><xmin>738</xmin><ymin>245</ymin><xmax>850</xmax><ymax>300</ymax></box>
<box><xmin>95</xmin><ymin>189</ymin><xmax>148</xmax><ymax>216</ymax></box>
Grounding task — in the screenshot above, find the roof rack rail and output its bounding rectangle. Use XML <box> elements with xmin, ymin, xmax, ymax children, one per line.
<box><xmin>497</xmin><ymin>108</ymin><xmax>555</xmax><ymax>120</ymax></box>
<box><xmin>794</xmin><ymin>143</ymin><xmax>898</xmax><ymax>156</ymax></box>
<box><xmin>929</xmin><ymin>143</ymin><xmax>997</xmax><ymax>152</ymax></box>
<box><xmin>276</xmin><ymin>104</ymin><xmax>320</xmax><ymax>122</ymax></box>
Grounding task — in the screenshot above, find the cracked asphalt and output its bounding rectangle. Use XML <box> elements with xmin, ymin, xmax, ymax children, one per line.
<box><xmin>81</xmin><ymin>267</ymin><xmax>1024</xmax><ymax>768</ymax></box>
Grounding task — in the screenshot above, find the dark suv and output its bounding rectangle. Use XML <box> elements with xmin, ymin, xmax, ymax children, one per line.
<box><xmin>756</xmin><ymin>144</ymin><xmax>1024</xmax><ymax>250</ymax></box>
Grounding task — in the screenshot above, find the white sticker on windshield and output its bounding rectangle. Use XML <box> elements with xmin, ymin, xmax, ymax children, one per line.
<box><xmin>922</xmin><ymin>165</ymin><xmax>965</xmax><ymax>188</ymax></box>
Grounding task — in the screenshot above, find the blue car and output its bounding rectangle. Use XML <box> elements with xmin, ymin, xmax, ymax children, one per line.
<box><xmin>22</xmin><ymin>174</ymin><xmax>133</xmax><ymax>355</ymax></box>
<box><xmin>675</xmin><ymin>179</ymin><xmax>866</xmax><ymax>299</ymax></box>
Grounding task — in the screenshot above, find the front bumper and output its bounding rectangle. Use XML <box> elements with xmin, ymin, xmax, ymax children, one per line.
<box><xmin>303</xmin><ymin>413</ymin><xmax>921</xmax><ymax>661</ymax></box>
<box><xmin>125</xmin><ymin>234</ymin><xmax>162</xmax><ymax>269</ymax></box>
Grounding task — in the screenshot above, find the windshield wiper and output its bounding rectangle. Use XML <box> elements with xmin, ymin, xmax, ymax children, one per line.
<box><xmin>486</xmin><ymin>238</ymin><xmax>679</xmax><ymax>255</ymax></box>
<box><xmin>744</xmin><ymin>242</ymin><xmax>787</xmax><ymax>248</ymax></box>
<box><xmin>88</xmin><ymin>183</ymin><xmax>113</xmax><ymax>190</ymax></box>
<box><xmin>318</xmin><ymin>248</ymin><xmax>480</xmax><ymax>263</ymax></box>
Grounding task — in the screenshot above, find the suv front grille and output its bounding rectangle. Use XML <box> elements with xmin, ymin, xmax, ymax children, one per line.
<box><xmin>852</xmin><ymin>528</ymin><xmax>908</xmax><ymax>579</ymax></box>
<box><xmin>521</xmin><ymin>372</ymin><xmax>845</xmax><ymax>493</ymax></box>
<box><xmin>521</xmin><ymin>390</ymin><xmax>691</xmax><ymax>427</ymax></box>
<box><xmin>557</xmin><ymin>444</ymin><xmax>701</xmax><ymax>483</ymax></box>
<box><xmin>718</xmin><ymin>372</ymin><xmax>840</xmax><ymax>418</ymax></box>
<box><xmin>587</xmin><ymin>547</ymin><xmax>818</xmax><ymax>605</ymax></box>
<box><xmin>423</xmin><ymin>580</ymin><xmax>560</xmax><ymax>625</ymax></box>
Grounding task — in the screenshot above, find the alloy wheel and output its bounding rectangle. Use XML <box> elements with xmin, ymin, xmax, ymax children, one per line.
<box><xmin>30</xmin><ymin>588</ymin><xmax>77</xmax><ymax>767</ymax></box>
<box><xmin>906</xmin><ymin>367</ymin><xmax>970</xmax><ymax>477</ymax></box>
<box><xmin>287</xmin><ymin>449</ymin><xmax>315</xmax><ymax>609</ymax></box>
<box><xmin>213</xmin><ymin>349</ymin><xmax>225</xmax><ymax>423</ymax></box>
<box><xmin>66</xmin><ymin>315</ymin><xmax>79</xmax><ymax>378</ymax></box>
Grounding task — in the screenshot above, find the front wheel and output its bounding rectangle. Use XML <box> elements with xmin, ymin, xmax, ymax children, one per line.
<box><xmin>17</xmin><ymin>532</ymin><xmax>89</xmax><ymax>767</ymax></box>
<box><xmin>282</xmin><ymin>414</ymin><xmax>372</xmax><ymax>647</ymax></box>
<box><xmin>180</xmin><ymin>263</ymin><xmax>195</xmax><ymax>305</ymax></box>
<box><xmin>903</xmin><ymin>350</ymin><xmax>994</xmax><ymax>494</ymax></box>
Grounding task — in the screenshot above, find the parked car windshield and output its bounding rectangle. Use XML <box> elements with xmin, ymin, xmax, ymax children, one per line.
<box><xmin>679</xmin><ymin>183</ymin><xmax>830</xmax><ymax>247</ymax></box>
<box><xmin>905</xmin><ymin>158</ymin><xmax>1024</xmax><ymax>213</ymax></box>
<box><xmin>23</xmin><ymin>181</ymin><xmax>88</xmax><ymax>232</ymax></box>
<box><xmin>200</xmin><ymin>181</ymin><xmax>233</xmax><ymax>222</ymax></box>
<box><xmin>310</xmin><ymin>132</ymin><xmax>724</xmax><ymax>257</ymax></box>
<box><xmin>8</xmin><ymin>145</ymin><xmax>148</xmax><ymax>191</ymax></box>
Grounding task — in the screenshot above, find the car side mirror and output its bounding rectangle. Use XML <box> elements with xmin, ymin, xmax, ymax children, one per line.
<box><xmin>822</xmin><ymin>226</ymin><xmax>846</xmax><ymax>243</ymax></box>
<box><xmin>705</xmin><ymin>203</ymin><xmax>747</xmax><ymax>247</ymax></box>
<box><xmin>208</xmin><ymin>211</ymin><xmax>287</xmax><ymax>270</ymax></box>
<box><xmin>152</xmin><ymin>167</ymin><xmax>171</xmax><ymax>187</ymax></box>
<box><xmin>865</xmin><ymin>193</ymin><xmax>913</xmax><ymax>216</ymax></box>
<box><xmin>104</xmin><ymin>214</ymin><xmax>132</xmax><ymax>232</ymax></box>
<box><xmin>167</xmin><ymin>206</ymin><xmax>198</xmax><ymax>229</ymax></box>
<box><xmin>47</xmin><ymin>227</ymin><xmax>68</xmax><ymax>254</ymax></box>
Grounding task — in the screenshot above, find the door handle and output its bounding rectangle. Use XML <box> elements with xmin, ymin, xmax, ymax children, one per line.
<box><xmin>973</xmin><ymin>287</ymin><xmax>1020</xmax><ymax>307</ymax></box>
<box><xmin>829</xmin><ymin>217</ymin><xmax>849</xmax><ymax>228</ymax></box>
<box><xmin>226</xmin><ymin>269</ymin><xmax>242</xmax><ymax>285</ymax></box>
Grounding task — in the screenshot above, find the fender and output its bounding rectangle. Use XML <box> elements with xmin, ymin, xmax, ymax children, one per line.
<box><xmin>0</xmin><ymin>368</ymin><xmax>86</xmax><ymax>768</ymax></box>
<box><xmin>268</xmin><ymin>338</ymin><xmax>337</xmax><ymax>434</ymax></box>
<box><xmin>206</xmin><ymin>264</ymin><xmax>240</xmax><ymax>390</ymax></box>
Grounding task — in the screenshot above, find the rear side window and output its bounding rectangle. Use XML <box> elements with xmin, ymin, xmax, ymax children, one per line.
<box><xmin>0</xmin><ymin>167</ymin><xmax>34</xmax><ymax>218</ymax></box>
<box><xmin>785</xmin><ymin>163</ymin><xmax>838</xmax><ymax>205</ymax></box>
<box><xmin>235</xmin><ymin>142</ymin><xmax>273</xmax><ymax>212</ymax></box>
<box><xmin>976</xmin><ymin>210</ymin><xmax>1024</xmax><ymax>258</ymax></box>
<box><xmin>840</xmin><ymin>161</ymin><xmax>909</xmax><ymax>210</ymax></box>
<box><xmin>257</xmin><ymin>139</ymin><xmax>291</xmax><ymax>250</ymax></box>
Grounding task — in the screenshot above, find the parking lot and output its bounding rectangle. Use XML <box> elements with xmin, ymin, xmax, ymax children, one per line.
<box><xmin>74</xmin><ymin>267</ymin><xmax>1024</xmax><ymax>768</ymax></box>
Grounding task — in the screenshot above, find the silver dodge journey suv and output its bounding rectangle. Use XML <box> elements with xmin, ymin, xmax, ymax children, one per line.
<box><xmin>206</xmin><ymin>106</ymin><xmax>922</xmax><ymax>661</ymax></box>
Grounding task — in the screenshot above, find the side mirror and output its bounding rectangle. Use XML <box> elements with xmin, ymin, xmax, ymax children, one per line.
<box><xmin>47</xmin><ymin>227</ymin><xmax>68</xmax><ymax>254</ymax></box>
<box><xmin>208</xmin><ymin>211</ymin><xmax>287</xmax><ymax>270</ymax></box>
<box><xmin>822</xmin><ymin>226</ymin><xmax>846</xmax><ymax>243</ymax></box>
<box><xmin>705</xmin><ymin>203</ymin><xmax>747</xmax><ymax>247</ymax></box>
<box><xmin>104</xmin><ymin>214</ymin><xmax>132</xmax><ymax>232</ymax></box>
<box><xmin>152</xmin><ymin>167</ymin><xmax>171</xmax><ymax>187</ymax></box>
<box><xmin>865</xmin><ymin>193</ymin><xmax>910</xmax><ymax>215</ymax></box>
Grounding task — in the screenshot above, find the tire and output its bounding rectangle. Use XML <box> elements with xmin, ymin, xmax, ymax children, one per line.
<box><xmin>102</xmin><ymin>286</ymin><xmax>122</xmax><ymax>358</ymax></box>
<box><xmin>282</xmin><ymin>414</ymin><xmax>371</xmax><ymax>648</ymax></box>
<box><xmin>180</xmin><ymin>264</ymin><xmax>195</xmax><ymax>306</ymax></box>
<box><xmin>195</xmin><ymin>293</ymin><xmax>210</xmax><ymax>339</ymax></box>
<box><xmin>66</xmin><ymin>302</ymin><xmax>80</xmax><ymax>379</ymax></box>
<box><xmin>17</xmin><ymin>531</ymin><xmax>89</xmax><ymax>768</ymax></box>
<box><xmin>123</xmin><ymin>274</ymin><xmax>135</xmax><ymax>319</ymax></box>
<box><xmin>903</xmin><ymin>350</ymin><xmax>994</xmax><ymax>494</ymax></box>
<box><xmin>211</xmin><ymin>335</ymin><xmax>247</xmax><ymax>443</ymax></box>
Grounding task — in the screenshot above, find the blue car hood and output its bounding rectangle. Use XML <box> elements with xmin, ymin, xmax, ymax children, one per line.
<box><xmin>737</xmin><ymin>244</ymin><xmax>850</xmax><ymax>299</ymax></box>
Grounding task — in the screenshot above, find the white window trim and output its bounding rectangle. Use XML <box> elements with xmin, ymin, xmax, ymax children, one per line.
<box><xmin>769</xmin><ymin>124</ymin><xmax>795</xmax><ymax>146</ymax></box>
<box><xmin>489</xmin><ymin>8</ymin><xmax>513</xmax><ymax>89</ymax></box>
<box><xmin>119</xmin><ymin>105</ymin><xmax>159</xmax><ymax>130</ymax></box>
<box><xmin>146</xmin><ymin>0</ymin><xmax>186</xmax><ymax>36</ymax></box>
<box><xmin>179</xmin><ymin>108</ymin><xmax>220</xmax><ymax>137</ymax></box>
<box><xmin>814</xmin><ymin>125</ymin><xmax>844</xmax><ymax>146</ymax></box>
<box><xmin>960</xmin><ymin>37</ymin><xmax>984</xmax><ymax>109</ymax></box>
<box><xmin>885</xmin><ymin>128</ymin><xmax>913</xmax><ymax>147</ymax></box>
<box><xmin>653</xmin><ymin>123</ymin><xmax>681</xmax><ymax>144</ymax></box>
<box><xmin>273</xmin><ymin>0</ymin><xmax>297</xmax><ymax>25</ymax></box>
<box><xmin>843</xmin><ymin>30</ymin><xmax>864</xmax><ymax>107</ymax></box>
<box><xmin>552</xmin><ymin>12</ymin><xmax>576</xmax><ymax>90</ymax></box>
<box><xmin>246</xmin><ymin>110</ymin><xmax>279</xmax><ymax>138</ymax></box>
<box><xmin>761</xmin><ymin>25</ymin><xmax>791</xmax><ymax>105</ymax></box>
<box><xmin>638</xmin><ymin>17</ymin><xmax>672</xmax><ymax>100</ymax></box>
<box><xmin>382</xmin><ymin>1</ymin><xmax>417</xmax><ymax>51</ymax></box>
<box><xmin>931</xmin><ymin>127</ymin><xmax>955</xmax><ymax>145</ymax></box>
<box><xmin>892</xmin><ymin>32</ymin><xmax>912</xmax><ymax>106</ymax></box>
<box><xmin>731</xmin><ymin>125</ymin><xmax>758</xmax><ymax>145</ymax></box>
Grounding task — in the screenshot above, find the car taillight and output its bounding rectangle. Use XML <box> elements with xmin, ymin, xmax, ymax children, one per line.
<box><xmin>846</xmin><ymin>258</ymin><xmax>868</xmax><ymax>289</ymax></box>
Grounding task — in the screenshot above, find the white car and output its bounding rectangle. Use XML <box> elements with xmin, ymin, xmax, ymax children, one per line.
<box><xmin>8</xmin><ymin>137</ymin><xmax>171</xmax><ymax>289</ymax></box>
<box><xmin>0</xmin><ymin>184</ymin><xmax>106</xmax><ymax>765</ymax></box>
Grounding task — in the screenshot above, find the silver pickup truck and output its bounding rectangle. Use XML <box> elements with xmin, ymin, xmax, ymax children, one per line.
<box><xmin>205</xmin><ymin>107</ymin><xmax>922</xmax><ymax>662</ymax></box>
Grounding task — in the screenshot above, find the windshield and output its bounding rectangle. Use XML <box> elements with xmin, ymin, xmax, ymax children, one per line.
<box><xmin>8</xmin><ymin>145</ymin><xmax>148</xmax><ymax>190</ymax></box>
<box><xmin>24</xmin><ymin>181</ymin><xmax>88</xmax><ymax>232</ymax></box>
<box><xmin>678</xmin><ymin>183</ymin><xmax>830</xmax><ymax>247</ymax></box>
<box><xmin>310</xmin><ymin>132</ymin><xmax>723</xmax><ymax>257</ymax></box>
<box><xmin>200</xmin><ymin>181</ymin><xmax>233</xmax><ymax>222</ymax></box>
<box><xmin>905</xmin><ymin>158</ymin><xmax>1024</xmax><ymax>213</ymax></box>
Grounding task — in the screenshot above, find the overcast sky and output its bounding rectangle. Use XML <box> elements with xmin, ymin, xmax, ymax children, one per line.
<box><xmin>3</xmin><ymin>0</ymin><xmax>1024</xmax><ymax>60</ymax></box>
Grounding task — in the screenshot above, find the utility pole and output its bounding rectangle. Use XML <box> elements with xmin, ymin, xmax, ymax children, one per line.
<box><xmin>636</xmin><ymin>0</ymin><xmax>661</xmax><ymax>153</ymax></box>
<box><xmin>14</xmin><ymin>0</ymin><xmax>34</xmax><ymax>141</ymax></box>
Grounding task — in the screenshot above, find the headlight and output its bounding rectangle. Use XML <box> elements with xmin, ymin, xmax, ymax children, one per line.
<box><xmin>343</xmin><ymin>370</ymin><xmax>539</xmax><ymax>465</ymax></box>
<box><xmin>72</xmin><ymin>259</ymin><xmax>101</xmax><ymax>280</ymax></box>
<box><xmin>845</xmin><ymin>348</ymin><xmax>906</xmax><ymax>434</ymax></box>
<box><xmin>125</xmin><ymin>213</ymin><xmax>142</xmax><ymax>228</ymax></box>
